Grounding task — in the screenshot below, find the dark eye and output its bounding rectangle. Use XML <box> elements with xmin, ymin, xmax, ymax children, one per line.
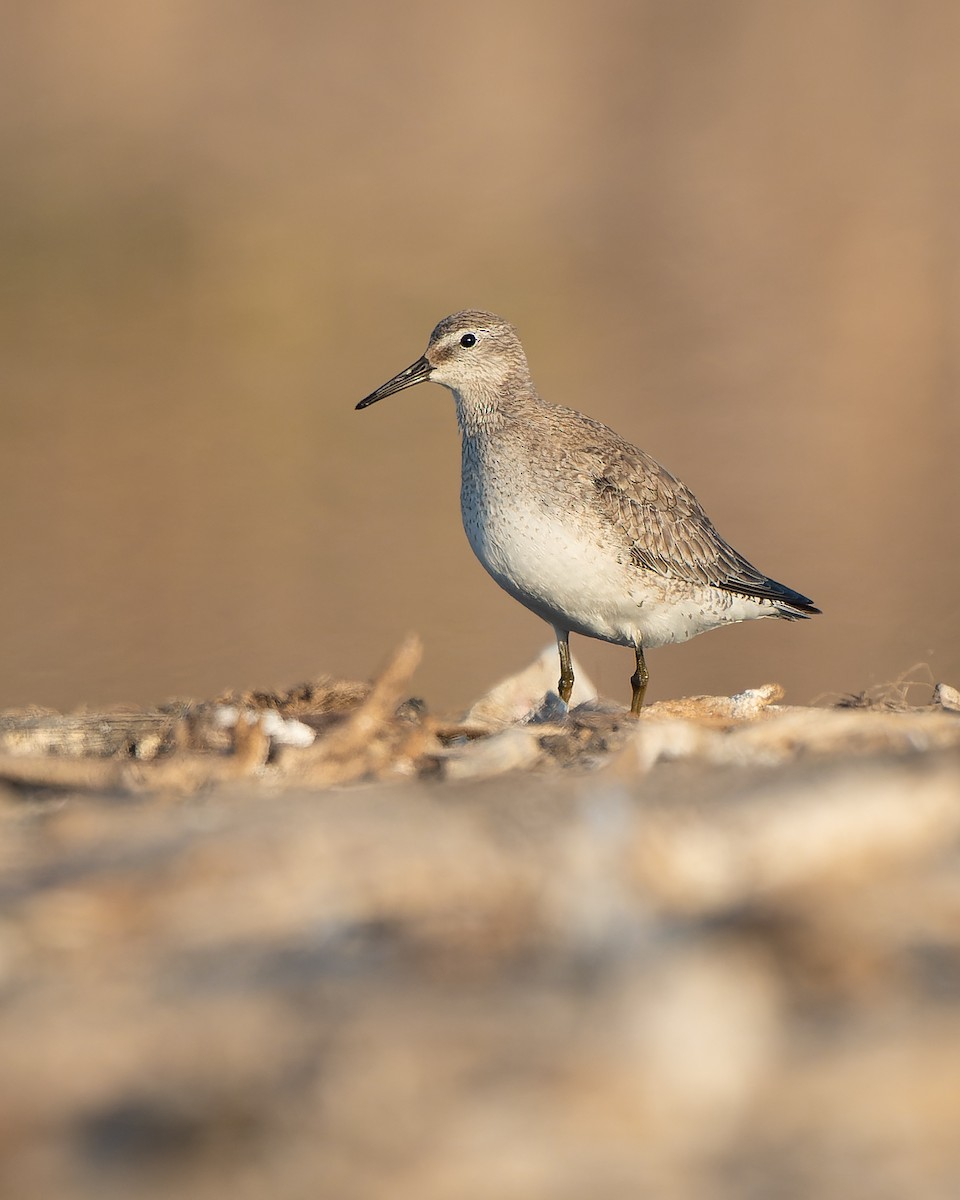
<box><xmin>460</xmin><ymin>333</ymin><xmax>477</xmax><ymax>348</ymax></box>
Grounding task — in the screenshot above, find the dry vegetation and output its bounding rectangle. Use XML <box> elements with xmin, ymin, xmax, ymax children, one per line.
<box><xmin>0</xmin><ymin>642</ymin><xmax>959</xmax><ymax>1198</ymax></box>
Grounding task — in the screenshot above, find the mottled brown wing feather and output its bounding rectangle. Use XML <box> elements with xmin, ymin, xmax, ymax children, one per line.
<box><xmin>590</xmin><ymin>442</ymin><xmax>816</xmax><ymax>612</ymax></box>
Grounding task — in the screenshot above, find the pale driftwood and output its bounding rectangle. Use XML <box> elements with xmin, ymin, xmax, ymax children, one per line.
<box><xmin>0</xmin><ymin>711</ymin><xmax>182</xmax><ymax>760</ymax></box>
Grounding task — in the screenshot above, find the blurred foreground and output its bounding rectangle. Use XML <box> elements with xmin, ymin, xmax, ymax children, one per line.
<box><xmin>1</xmin><ymin>645</ymin><xmax>959</xmax><ymax>1198</ymax></box>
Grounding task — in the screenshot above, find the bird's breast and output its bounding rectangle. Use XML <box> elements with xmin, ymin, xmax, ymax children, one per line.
<box><xmin>458</xmin><ymin>445</ymin><xmax>641</xmax><ymax>643</ymax></box>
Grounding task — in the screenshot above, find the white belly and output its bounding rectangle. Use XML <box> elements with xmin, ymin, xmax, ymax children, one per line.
<box><xmin>460</xmin><ymin>485</ymin><xmax>777</xmax><ymax>649</ymax></box>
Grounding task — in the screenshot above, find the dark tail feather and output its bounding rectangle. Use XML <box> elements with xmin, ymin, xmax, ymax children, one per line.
<box><xmin>776</xmin><ymin>601</ymin><xmax>821</xmax><ymax>620</ymax></box>
<box><xmin>763</xmin><ymin>578</ymin><xmax>820</xmax><ymax>618</ymax></box>
<box><xmin>723</xmin><ymin>568</ymin><xmax>820</xmax><ymax>616</ymax></box>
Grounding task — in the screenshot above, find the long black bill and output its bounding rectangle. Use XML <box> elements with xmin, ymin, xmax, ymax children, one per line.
<box><xmin>355</xmin><ymin>355</ymin><xmax>433</xmax><ymax>410</ymax></box>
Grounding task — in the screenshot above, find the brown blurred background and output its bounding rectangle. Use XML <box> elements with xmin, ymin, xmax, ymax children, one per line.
<box><xmin>1</xmin><ymin>1</ymin><xmax>957</xmax><ymax>714</ymax></box>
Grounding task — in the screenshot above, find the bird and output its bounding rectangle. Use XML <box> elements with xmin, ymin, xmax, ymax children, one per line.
<box><xmin>356</xmin><ymin>310</ymin><xmax>819</xmax><ymax>714</ymax></box>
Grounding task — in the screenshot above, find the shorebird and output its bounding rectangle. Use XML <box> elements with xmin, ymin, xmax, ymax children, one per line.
<box><xmin>356</xmin><ymin>310</ymin><xmax>819</xmax><ymax>713</ymax></box>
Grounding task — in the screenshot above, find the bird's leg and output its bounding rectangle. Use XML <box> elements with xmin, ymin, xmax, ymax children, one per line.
<box><xmin>630</xmin><ymin>643</ymin><xmax>649</xmax><ymax>715</ymax></box>
<box><xmin>555</xmin><ymin>628</ymin><xmax>574</xmax><ymax>704</ymax></box>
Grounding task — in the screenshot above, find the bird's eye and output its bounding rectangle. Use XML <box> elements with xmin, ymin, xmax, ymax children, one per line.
<box><xmin>460</xmin><ymin>333</ymin><xmax>477</xmax><ymax>348</ymax></box>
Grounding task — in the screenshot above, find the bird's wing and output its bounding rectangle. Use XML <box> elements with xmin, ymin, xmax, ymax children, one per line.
<box><xmin>588</xmin><ymin>441</ymin><xmax>809</xmax><ymax>607</ymax></box>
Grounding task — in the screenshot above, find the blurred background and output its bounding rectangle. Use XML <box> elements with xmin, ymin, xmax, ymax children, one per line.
<box><xmin>1</xmin><ymin>0</ymin><xmax>957</xmax><ymax>714</ymax></box>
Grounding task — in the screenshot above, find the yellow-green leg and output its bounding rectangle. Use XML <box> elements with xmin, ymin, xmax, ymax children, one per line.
<box><xmin>630</xmin><ymin>643</ymin><xmax>648</xmax><ymax>714</ymax></box>
<box><xmin>555</xmin><ymin>628</ymin><xmax>574</xmax><ymax>704</ymax></box>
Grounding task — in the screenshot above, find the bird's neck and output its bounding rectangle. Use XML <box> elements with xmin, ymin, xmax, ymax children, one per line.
<box><xmin>451</xmin><ymin>377</ymin><xmax>540</xmax><ymax>441</ymax></box>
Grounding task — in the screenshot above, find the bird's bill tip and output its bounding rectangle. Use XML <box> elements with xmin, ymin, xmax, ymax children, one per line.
<box><xmin>355</xmin><ymin>355</ymin><xmax>433</xmax><ymax>410</ymax></box>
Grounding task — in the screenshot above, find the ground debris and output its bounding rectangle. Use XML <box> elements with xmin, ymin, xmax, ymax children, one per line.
<box><xmin>0</xmin><ymin>639</ymin><xmax>429</xmax><ymax>795</ymax></box>
<box><xmin>0</xmin><ymin>651</ymin><xmax>957</xmax><ymax>796</ymax></box>
<box><xmin>0</xmin><ymin>654</ymin><xmax>959</xmax><ymax>1198</ymax></box>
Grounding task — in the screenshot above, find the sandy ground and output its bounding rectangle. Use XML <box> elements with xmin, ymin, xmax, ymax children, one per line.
<box><xmin>0</xmin><ymin>642</ymin><xmax>959</xmax><ymax>1199</ymax></box>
